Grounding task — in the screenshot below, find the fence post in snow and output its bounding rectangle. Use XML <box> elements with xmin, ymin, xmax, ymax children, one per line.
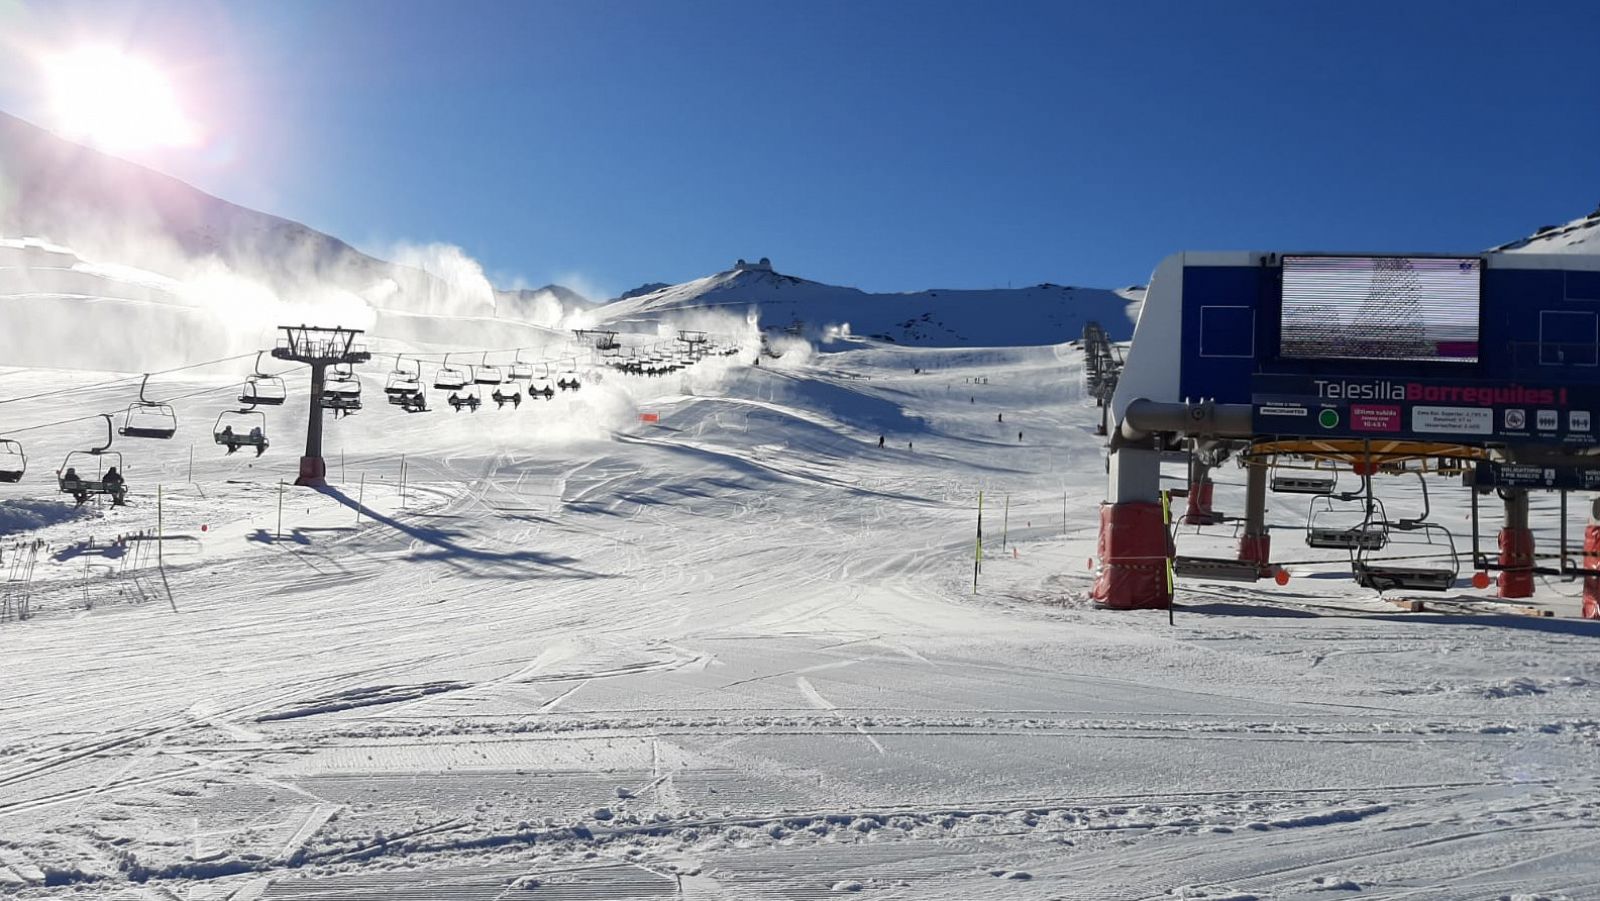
<box><xmin>356</xmin><ymin>473</ymin><xmax>366</xmax><ymax>525</ymax></box>
<box><xmin>1003</xmin><ymin>494</ymin><xmax>1010</xmax><ymax>552</ymax></box>
<box><xmin>277</xmin><ymin>480</ymin><xmax>284</xmax><ymax>541</ymax></box>
<box><xmin>974</xmin><ymin>490</ymin><xmax>984</xmax><ymax>594</ymax></box>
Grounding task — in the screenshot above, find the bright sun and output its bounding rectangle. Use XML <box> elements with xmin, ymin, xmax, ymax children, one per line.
<box><xmin>44</xmin><ymin>46</ymin><xmax>199</xmax><ymax>152</ymax></box>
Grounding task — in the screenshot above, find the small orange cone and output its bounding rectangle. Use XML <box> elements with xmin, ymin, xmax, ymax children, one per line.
<box><xmin>1471</xmin><ymin>571</ymin><xmax>1490</xmax><ymax>590</ymax></box>
<box><xmin>1274</xmin><ymin>568</ymin><xmax>1290</xmax><ymax>586</ymax></box>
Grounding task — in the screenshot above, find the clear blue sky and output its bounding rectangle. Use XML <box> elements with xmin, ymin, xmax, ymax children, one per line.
<box><xmin>2</xmin><ymin>0</ymin><xmax>1597</xmax><ymax>298</ymax></box>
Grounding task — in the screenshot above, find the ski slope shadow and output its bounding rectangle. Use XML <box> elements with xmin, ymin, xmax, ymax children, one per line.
<box><xmin>314</xmin><ymin>486</ymin><xmax>615</xmax><ymax>581</ymax></box>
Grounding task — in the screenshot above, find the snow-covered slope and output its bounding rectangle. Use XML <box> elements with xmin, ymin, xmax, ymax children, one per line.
<box><xmin>0</xmin><ymin>341</ymin><xmax>1593</xmax><ymax>900</ymax></box>
<box><xmin>596</xmin><ymin>258</ymin><xmax>1139</xmax><ymax>345</ymax></box>
<box><xmin>1494</xmin><ymin>203</ymin><xmax>1600</xmax><ymax>254</ymax></box>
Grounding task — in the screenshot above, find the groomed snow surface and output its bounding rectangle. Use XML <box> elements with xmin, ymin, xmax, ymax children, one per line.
<box><xmin>1</xmin><ymin>341</ymin><xmax>1597</xmax><ymax>900</ymax></box>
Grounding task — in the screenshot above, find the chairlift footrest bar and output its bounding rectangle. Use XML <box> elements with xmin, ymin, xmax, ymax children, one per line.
<box><xmin>1270</xmin><ymin>477</ymin><xmax>1336</xmax><ymax>495</ymax></box>
<box><xmin>1306</xmin><ymin>529</ymin><xmax>1387</xmax><ymax>550</ymax></box>
<box><xmin>1172</xmin><ymin>556</ymin><xmax>1263</xmax><ymax>582</ymax></box>
<box><xmin>1354</xmin><ymin>563</ymin><xmax>1456</xmax><ymax>593</ymax></box>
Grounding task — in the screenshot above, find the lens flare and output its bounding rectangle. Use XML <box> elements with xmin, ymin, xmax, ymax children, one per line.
<box><xmin>43</xmin><ymin>45</ymin><xmax>200</xmax><ymax>151</ymax></box>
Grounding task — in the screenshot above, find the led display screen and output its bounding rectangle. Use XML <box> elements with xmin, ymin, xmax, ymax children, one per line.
<box><xmin>1279</xmin><ymin>255</ymin><xmax>1481</xmax><ymax>363</ymax></box>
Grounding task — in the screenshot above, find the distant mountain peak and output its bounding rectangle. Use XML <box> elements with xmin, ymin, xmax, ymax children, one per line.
<box><xmin>594</xmin><ymin>259</ymin><xmax>1136</xmax><ymax>346</ymax></box>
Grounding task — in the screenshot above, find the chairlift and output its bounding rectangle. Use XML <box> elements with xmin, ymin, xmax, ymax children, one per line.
<box><xmin>1270</xmin><ymin>456</ymin><xmax>1339</xmax><ymax>496</ymax></box>
<box><xmin>530</xmin><ymin>365</ymin><xmax>555</xmax><ymax>399</ymax></box>
<box><xmin>386</xmin><ymin>355</ymin><xmax>423</xmax><ymax>402</ymax></box>
<box><xmin>508</xmin><ymin>350</ymin><xmax>534</xmax><ymax>381</ymax></box>
<box><xmin>491</xmin><ymin>384</ymin><xmax>522</xmax><ymax>409</ymax></box>
<box><xmin>447</xmin><ymin>385</ymin><xmax>481</xmax><ymax>412</ymax></box>
<box><xmin>476</xmin><ymin>352</ymin><xmax>504</xmax><ymax>385</ymax></box>
<box><xmin>58</xmin><ymin>415</ymin><xmax>126</xmax><ymax>505</ymax></box>
<box><xmin>1305</xmin><ymin>492</ymin><xmax>1389</xmax><ymax>551</ymax></box>
<box><xmin>399</xmin><ymin>389</ymin><xmax>429</xmax><ymax>414</ymax></box>
<box><xmin>322</xmin><ymin>363</ymin><xmax>363</xmax><ymax>416</ymax></box>
<box><xmin>434</xmin><ymin>354</ymin><xmax>469</xmax><ymax>391</ymax></box>
<box><xmin>240</xmin><ymin>351</ymin><xmax>288</xmax><ymax>406</ymax></box>
<box><xmin>556</xmin><ymin>359</ymin><xmax>582</xmax><ymax>391</ymax></box>
<box><xmin>1350</xmin><ymin>472</ymin><xmax>1459</xmax><ymax>592</ymax></box>
<box><xmin>119</xmin><ymin>374</ymin><xmax>178</xmax><ymax>440</ymax></box>
<box><xmin>0</xmin><ymin>438</ymin><xmax>26</xmax><ymax>483</ymax></box>
<box><xmin>214</xmin><ymin>408</ymin><xmax>269</xmax><ymax>456</ymax></box>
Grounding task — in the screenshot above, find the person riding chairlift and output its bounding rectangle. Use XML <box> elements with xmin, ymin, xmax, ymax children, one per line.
<box><xmin>248</xmin><ymin>426</ymin><xmax>265</xmax><ymax>456</ymax></box>
<box><xmin>103</xmin><ymin>466</ymin><xmax>127</xmax><ymax>505</ymax></box>
<box><xmin>221</xmin><ymin>424</ymin><xmax>239</xmax><ymax>454</ymax></box>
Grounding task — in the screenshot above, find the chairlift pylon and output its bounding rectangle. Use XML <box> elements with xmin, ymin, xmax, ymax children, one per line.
<box><xmin>119</xmin><ymin>373</ymin><xmax>178</xmax><ymax>440</ymax></box>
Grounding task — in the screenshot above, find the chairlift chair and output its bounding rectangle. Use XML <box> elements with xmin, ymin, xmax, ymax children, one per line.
<box><xmin>1305</xmin><ymin>493</ymin><xmax>1389</xmax><ymax>551</ymax></box>
<box><xmin>434</xmin><ymin>354</ymin><xmax>469</xmax><ymax>391</ymax></box>
<box><xmin>399</xmin><ymin>389</ymin><xmax>430</xmax><ymax>414</ymax></box>
<box><xmin>491</xmin><ymin>384</ymin><xmax>522</xmax><ymax>409</ymax></box>
<box><xmin>1270</xmin><ymin>456</ymin><xmax>1339</xmax><ymax>496</ymax></box>
<box><xmin>557</xmin><ymin>363</ymin><xmax>582</xmax><ymax>391</ymax></box>
<box><xmin>58</xmin><ymin>415</ymin><xmax>127</xmax><ymax>505</ymax></box>
<box><xmin>118</xmin><ymin>374</ymin><xmax>178</xmax><ymax>440</ymax></box>
<box><xmin>530</xmin><ymin>365</ymin><xmax>555</xmax><ymax>399</ymax></box>
<box><xmin>385</xmin><ymin>356</ymin><xmax>423</xmax><ymax>402</ymax></box>
<box><xmin>1350</xmin><ymin>472</ymin><xmax>1460</xmax><ymax>592</ymax></box>
<box><xmin>508</xmin><ymin>350</ymin><xmax>534</xmax><ymax>381</ymax></box>
<box><xmin>0</xmin><ymin>438</ymin><xmax>26</xmax><ymax>483</ymax></box>
<box><xmin>476</xmin><ymin>352</ymin><xmax>504</xmax><ymax>385</ymax></box>
<box><xmin>240</xmin><ymin>351</ymin><xmax>288</xmax><ymax>406</ymax></box>
<box><xmin>214</xmin><ymin>408</ymin><xmax>269</xmax><ymax>456</ymax></box>
<box><xmin>322</xmin><ymin>363</ymin><xmax>363</xmax><ymax>416</ymax></box>
<box><xmin>447</xmin><ymin>385</ymin><xmax>482</xmax><ymax>412</ymax></box>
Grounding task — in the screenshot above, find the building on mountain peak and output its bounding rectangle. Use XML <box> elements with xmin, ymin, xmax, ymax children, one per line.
<box><xmin>734</xmin><ymin>257</ymin><xmax>773</xmax><ymax>272</ymax></box>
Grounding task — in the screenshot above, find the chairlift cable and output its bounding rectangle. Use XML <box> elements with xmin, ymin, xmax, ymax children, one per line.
<box><xmin>1</xmin><ymin>364</ymin><xmax>297</xmax><ymax>437</ymax></box>
<box><xmin>0</xmin><ymin>351</ymin><xmax>263</xmax><ymax>407</ymax></box>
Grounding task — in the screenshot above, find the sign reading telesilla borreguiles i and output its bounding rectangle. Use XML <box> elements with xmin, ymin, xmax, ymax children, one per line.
<box><xmin>1251</xmin><ymin>375</ymin><xmax>1598</xmax><ymax>446</ymax></box>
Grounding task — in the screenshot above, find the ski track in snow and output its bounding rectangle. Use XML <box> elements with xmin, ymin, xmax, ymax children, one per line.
<box><xmin>0</xmin><ymin>341</ymin><xmax>1596</xmax><ymax>899</ymax></box>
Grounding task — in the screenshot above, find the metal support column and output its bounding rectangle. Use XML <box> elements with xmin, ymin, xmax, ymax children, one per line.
<box><xmin>1239</xmin><ymin>458</ymin><xmax>1270</xmax><ymax>571</ymax></box>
